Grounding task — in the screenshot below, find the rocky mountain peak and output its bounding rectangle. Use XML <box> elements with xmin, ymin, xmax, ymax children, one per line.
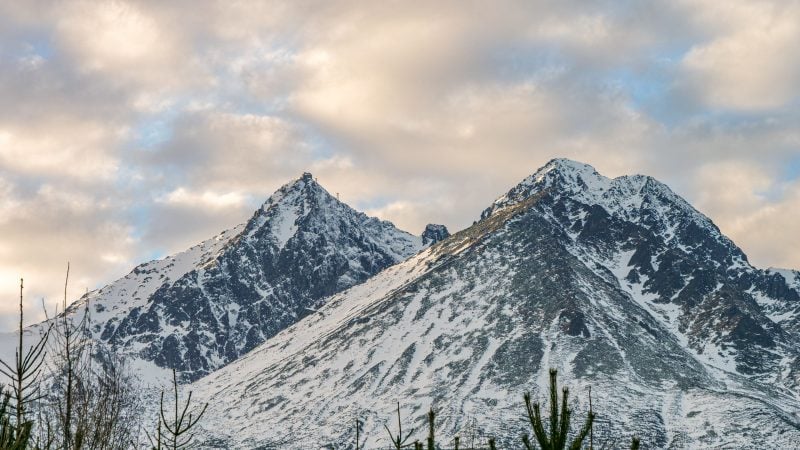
<box><xmin>62</xmin><ymin>172</ymin><xmax>427</xmax><ymax>382</ymax></box>
<box><xmin>481</xmin><ymin>159</ymin><xmax>729</xmax><ymax>248</ymax></box>
<box><xmin>481</xmin><ymin>158</ymin><xmax>606</xmax><ymax>218</ymax></box>
<box><xmin>539</xmin><ymin>157</ymin><xmax>602</xmax><ymax>180</ymax></box>
<box><xmin>421</xmin><ymin>223</ymin><xmax>450</xmax><ymax>245</ymax></box>
<box><xmin>259</xmin><ymin>171</ymin><xmax>322</xmax><ymax>211</ymax></box>
<box><xmin>247</xmin><ymin>172</ymin><xmax>331</xmax><ymax>250</ymax></box>
<box><xmin>529</xmin><ymin>157</ymin><xmax>606</xmax><ymax>191</ymax></box>
<box><xmin>481</xmin><ymin>158</ymin><xmax>675</xmax><ymax>217</ymax></box>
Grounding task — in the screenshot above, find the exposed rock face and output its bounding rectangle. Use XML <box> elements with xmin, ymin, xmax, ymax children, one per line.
<box><xmin>480</xmin><ymin>159</ymin><xmax>800</xmax><ymax>381</ymax></box>
<box><xmin>421</xmin><ymin>223</ymin><xmax>450</xmax><ymax>246</ymax></box>
<box><xmin>192</xmin><ymin>159</ymin><xmax>800</xmax><ymax>448</ymax></box>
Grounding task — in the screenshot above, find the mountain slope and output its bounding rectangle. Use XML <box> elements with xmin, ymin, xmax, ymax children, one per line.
<box><xmin>58</xmin><ymin>173</ymin><xmax>430</xmax><ymax>382</ymax></box>
<box><xmin>484</xmin><ymin>159</ymin><xmax>799</xmax><ymax>381</ymax></box>
<box><xmin>191</xmin><ymin>159</ymin><xmax>800</xmax><ymax>448</ymax></box>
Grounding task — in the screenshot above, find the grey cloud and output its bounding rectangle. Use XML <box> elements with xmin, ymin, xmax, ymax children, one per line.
<box><xmin>0</xmin><ymin>178</ymin><xmax>135</xmax><ymax>325</ymax></box>
<box><xmin>138</xmin><ymin>110</ymin><xmax>315</xmax><ymax>191</ymax></box>
<box><xmin>0</xmin><ymin>0</ymin><xmax>799</xmax><ymax>331</ymax></box>
<box><xmin>141</xmin><ymin>201</ymin><xmax>253</xmax><ymax>257</ymax></box>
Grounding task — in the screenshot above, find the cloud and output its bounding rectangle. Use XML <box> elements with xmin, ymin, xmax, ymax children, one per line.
<box><xmin>0</xmin><ymin>0</ymin><xmax>799</xmax><ymax>330</ymax></box>
<box><xmin>58</xmin><ymin>2</ymin><xmax>171</xmax><ymax>73</ymax></box>
<box><xmin>158</xmin><ymin>188</ymin><xmax>247</xmax><ymax>210</ymax></box>
<box><xmin>0</xmin><ymin>119</ymin><xmax>121</xmax><ymax>181</ymax></box>
<box><xmin>139</xmin><ymin>200</ymin><xmax>251</xmax><ymax>258</ymax></box>
<box><xmin>690</xmin><ymin>160</ymin><xmax>800</xmax><ymax>269</ymax></box>
<box><xmin>0</xmin><ymin>180</ymin><xmax>135</xmax><ymax>326</ymax></box>
<box><xmin>679</xmin><ymin>0</ymin><xmax>800</xmax><ymax>111</ymax></box>
<box><xmin>141</xmin><ymin>111</ymin><xmax>314</xmax><ymax>191</ymax></box>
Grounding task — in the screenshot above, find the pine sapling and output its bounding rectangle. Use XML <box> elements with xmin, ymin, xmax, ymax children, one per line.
<box><xmin>354</xmin><ymin>415</ymin><xmax>367</xmax><ymax>450</ymax></box>
<box><xmin>522</xmin><ymin>369</ymin><xmax>594</xmax><ymax>450</ymax></box>
<box><xmin>384</xmin><ymin>401</ymin><xmax>414</xmax><ymax>450</ymax></box>
<box><xmin>0</xmin><ymin>278</ymin><xmax>50</xmax><ymax>442</ymax></box>
<box><xmin>355</xmin><ymin>417</ymin><xmax>360</xmax><ymax>450</ymax></box>
<box><xmin>426</xmin><ymin>407</ymin><xmax>435</xmax><ymax>450</ymax></box>
<box><xmin>148</xmin><ymin>369</ymin><xmax>208</xmax><ymax>449</ymax></box>
<box><xmin>0</xmin><ymin>390</ymin><xmax>31</xmax><ymax>449</ymax></box>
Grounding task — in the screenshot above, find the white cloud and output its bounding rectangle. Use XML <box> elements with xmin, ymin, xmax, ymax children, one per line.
<box><xmin>680</xmin><ymin>0</ymin><xmax>800</xmax><ymax>110</ymax></box>
<box><xmin>159</xmin><ymin>187</ymin><xmax>247</xmax><ymax>210</ymax></box>
<box><xmin>688</xmin><ymin>159</ymin><xmax>800</xmax><ymax>269</ymax></box>
<box><xmin>0</xmin><ymin>120</ymin><xmax>121</xmax><ymax>181</ymax></box>
<box><xmin>0</xmin><ymin>0</ymin><xmax>799</xmax><ymax>331</ymax></box>
<box><xmin>0</xmin><ymin>181</ymin><xmax>135</xmax><ymax>326</ymax></box>
<box><xmin>54</xmin><ymin>0</ymin><xmax>199</xmax><ymax>89</ymax></box>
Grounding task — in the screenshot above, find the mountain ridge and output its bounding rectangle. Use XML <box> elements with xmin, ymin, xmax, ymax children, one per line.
<box><xmin>189</xmin><ymin>158</ymin><xmax>800</xmax><ymax>448</ymax></box>
<box><xmin>2</xmin><ymin>159</ymin><xmax>798</xmax><ymax>448</ymax></box>
<box><xmin>7</xmin><ymin>172</ymin><xmax>444</xmax><ymax>383</ymax></box>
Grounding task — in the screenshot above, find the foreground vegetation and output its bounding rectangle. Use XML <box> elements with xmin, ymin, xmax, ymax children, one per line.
<box><xmin>0</xmin><ymin>272</ymin><xmax>207</xmax><ymax>449</ymax></box>
<box><xmin>379</xmin><ymin>369</ymin><xmax>640</xmax><ymax>450</ymax></box>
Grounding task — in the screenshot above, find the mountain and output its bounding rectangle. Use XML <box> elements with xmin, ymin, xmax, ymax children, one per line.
<box><xmin>482</xmin><ymin>159</ymin><xmax>800</xmax><ymax>379</ymax></box>
<box><xmin>421</xmin><ymin>223</ymin><xmax>450</xmax><ymax>246</ymax></box>
<box><xmin>49</xmin><ymin>172</ymin><xmax>438</xmax><ymax>382</ymax></box>
<box><xmin>191</xmin><ymin>159</ymin><xmax>800</xmax><ymax>448</ymax></box>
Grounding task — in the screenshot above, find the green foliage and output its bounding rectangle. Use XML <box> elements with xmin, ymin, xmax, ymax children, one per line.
<box><xmin>426</xmin><ymin>408</ymin><xmax>435</xmax><ymax>450</ymax></box>
<box><xmin>522</xmin><ymin>369</ymin><xmax>594</xmax><ymax>450</ymax></box>
<box><xmin>376</xmin><ymin>368</ymin><xmax>642</xmax><ymax>450</ymax></box>
<box><xmin>355</xmin><ymin>417</ymin><xmax>362</xmax><ymax>450</ymax></box>
<box><xmin>0</xmin><ymin>390</ymin><xmax>31</xmax><ymax>450</ymax></box>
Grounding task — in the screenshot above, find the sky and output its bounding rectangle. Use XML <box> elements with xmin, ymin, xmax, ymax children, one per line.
<box><xmin>0</xmin><ymin>0</ymin><xmax>799</xmax><ymax>329</ymax></box>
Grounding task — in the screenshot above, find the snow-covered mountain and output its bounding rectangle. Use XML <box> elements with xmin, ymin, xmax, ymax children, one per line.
<box><xmin>43</xmin><ymin>172</ymin><xmax>442</xmax><ymax>382</ymax></box>
<box><xmin>191</xmin><ymin>159</ymin><xmax>800</xmax><ymax>448</ymax></box>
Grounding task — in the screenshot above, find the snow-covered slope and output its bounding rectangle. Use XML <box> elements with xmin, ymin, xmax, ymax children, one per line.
<box><xmin>80</xmin><ymin>225</ymin><xmax>244</xmax><ymax>338</ymax></box>
<box><xmin>483</xmin><ymin>159</ymin><xmax>800</xmax><ymax>380</ymax></box>
<box><xmin>191</xmin><ymin>159</ymin><xmax>800</xmax><ymax>448</ymax></box>
<box><xmin>7</xmin><ymin>173</ymin><xmax>434</xmax><ymax>383</ymax></box>
<box><xmin>0</xmin><ymin>223</ymin><xmax>246</xmax><ymax>384</ymax></box>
